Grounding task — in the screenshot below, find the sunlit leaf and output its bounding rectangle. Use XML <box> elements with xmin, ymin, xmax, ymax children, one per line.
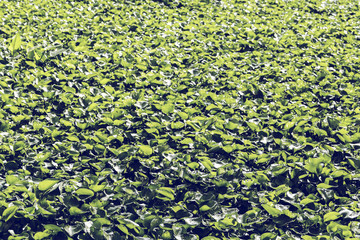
<box><xmin>69</xmin><ymin>207</ymin><xmax>86</xmax><ymax>215</ymax></box>
<box><xmin>139</xmin><ymin>145</ymin><xmax>153</xmax><ymax>156</ymax></box>
<box><xmin>2</xmin><ymin>205</ymin><xmax>18</xmax><ymax>222</ymax></box>
<box><xmin>38</xmin><ymin>179</ymin><xmax>59</xmax><ymax>191</ymax></box>
<box><xmin>324</xmin><ymin>211</ymin><xmax>341</xmax><ymax>222</ymax></box>
<box><xmin>9</xmin><ymin>32</ymin><xmax>21</xmax><ymax>54</ymax></box>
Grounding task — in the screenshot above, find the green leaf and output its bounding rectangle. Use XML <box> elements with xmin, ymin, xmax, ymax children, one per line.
<box><xmin>34</xmin><ymin>231</ymin><xmax>51</xmax><ymax>240</ymax></box>
<box><xmin>67</xmin><ymin>135</ymin><xmax>80</xmax><ymax>142</ymax></box>
<box><xmin>69</xmin><ymin>207</ymin><xmax>86</xmax><ymax>215</ymax></box>
<box><xmin>199</xmin><ymin>205</ymin><xmax>211</xmax><ymax>212</ymax></box>
<box><xmin>9</xmin><ymin>32</ymin><xmax>21</xmax><ymax>54</ymax></box>
<box><xmin>35</xmin><ymin>152</ymin><xmax>51</xmax><ymax>162</ymax></box>
<box><xmin>261</xmin><ymin>232</ymin><xmax>276</xmax><ymax>240</ymax></box>
<box><xmin>38</xmin><ymin>179</ymin><xmax>59</xmax><ymax>191</ymax></box>
<box><xmin>118</xmin><ymin>225</ymin><xmax>129</xmax><ymax>235</ymax></box>
<box><xmin>139</xmin><ymin>145</ymin><xmax>153</xmax><ymax>156</ymax></box>
<box><xmin>161</xmin><ymin>103</ymin><xmax>174</xmax><ymax>114</ymax></box>
<box><xmin>26</xmin><ymin>60</ymin><xmax>37</xmax><ymax>68</ymax></box>
<box><xmin>162</xmin><ymin>231</ymin><xmax>172</xmax><ymax>239</ymax></box>
<box><xmin>327</xmin><ymin>117</ymin><xmax>339</xmax><ymax>129</ymax></box>
<box><xmin>60</xmin><ymin>119</ymin><xmax>72</xmax><ymax>127</ymax></box>
<box><xmin>187</xmin><ymin>162</ymin><xmax>199</xmax><ymax>169</ymax></box>
<box><xmin>90</xmin><ymin>184</ymin><xmax>106</xmax><ymax>192</ymax></box>
<box><xmin>206</xmin><ymin>104</ymin><xmax>219</xmax><ymax>111</ymax></box>
<box><xmin>222</xmin><ymin>145</ymin><xmax>233</xmax><ymax>153</ymax></box>
<box><xmin>304</xmin><ymin>158</ymin><xmax>323</xmax><ymax>175</ymax></box>
<box><xmin>256</xmin><ymin>157</ymin><xmax>269</xmax><ymax>164</ymax></box>
<box><xmin>93</xmin><ymin>218</ymin><xmax>111</xmax><ymax>226</ymax></box>
<box><xmin>317</xmin><ymin>183</ymin><xmax>335</xmax><ymax>189</ymax></box>
<box><xmin>177</xmin><ymin>112</ymin><xmax>189</xmax><ymax>120</ymax></box>
<box><xmin>330</xmin><ymin>170</ymin><xmax>349</xmax><ymax>178</ymax></box>
<box><xmin>150</xmin><ymin>217</ymin><xmax>162</xmax><ymax>231</ymax></box>
<box><xmin>8</xmin><ymin>236</ymin><xmax>29</xmax><ymax>240</ymax></box>
<box><xmin>14</xmin><ymin>141</ymin><xmax>26</xmax><ymax>151</ymax></box>
<box><xmin>261</xmin><ymin>204</ymin><xmax>282</xmax><ymax>217</ymax></box>
<box><xmin>300</xmin><ymin>198</ymin><xmax>315</xmax><ymax>206</ymax></box>
<box><xmin>75</xmin><ymin>188</ymin><xmax>94</xmax><ymax>197</ymax></box>
<box><xmin>6</xmin><ymin>175</ymin><xmax>20</xmax><ymax>185</ymax></box>
<box><xmin>221</xmin><ymin>217</ymin><xmax>236</xmax><ymax>226</ymax></box>
<box><xmin>88</xmin><ymin>103</ymin><xmax>98</xmax><ymax>111</ymax></box>
<box><xmin>302</xmin><ymin>236</ymin><xmax>316</xmax><ymax>240</ymax></box>
<box><xmin>247</xmin><ymin>122</ymin><xmax>259</xmax><ymax>131</ymax></box>
<box><xmin>180</xmin><ymin>138</ymin><xmax>193</xmax><ymax>145</ymax></box>
<box><xmin>171</xmin><ymin>121</ymin><xmax>184</xmax><ymax>129</ymax></box>
<box><xmin>284</xmin><ymin>121</ymin><xmax>295</xmax><ymax>131</ymax></box>
<box><xmin>213</xmin><ymin>179</ymin><xmax>228</xmax><ymax>187</ymax></box>
<box><xmin>201</xmin><ymin>237</ymin><xmax>221</xmax><ymax>240</ymax></box>
<box><xmin>43</xmin><ymin>224</ymin><xmax>62</xmax><ymax>233</ymax></box>
<box><xmin>156</xmin><ymin>187</ymin><xmax>175</xmax><ymax>201</ymax></box>
<box><xmin>348</xmin><ymin>157</ymin><xmax>360</xmax><ymax>169</ymax></box>
<box><xmin>324</xmin><ymin>211</ymin><xmax>341</xmax><ymax>222</ymax></box>
<box><xmin>2</xmin><ymin>205</ymin><xmax>18</xmax><ymax>222</ymax></box>
<box><xmin>225</xmin><ymin>121</ymin><xmax>237</xmax><ymax>130</ymax></box>
<box><xmin>200</xmin><ymin>158</ymin><xmax>213</xmax><ymax>171</ymax></box>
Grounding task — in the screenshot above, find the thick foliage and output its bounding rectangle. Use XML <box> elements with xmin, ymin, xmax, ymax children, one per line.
<box><xmin>0</xmin><ymin>0</ymin><xmax>360</xmax><ymax>239</ymax></box>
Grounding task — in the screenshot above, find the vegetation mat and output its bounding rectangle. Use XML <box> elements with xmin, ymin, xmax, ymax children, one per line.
<box><xmin>1</xmin><ymin>0</ymin><xmax>360</xmax><ymax>239</ymax></box>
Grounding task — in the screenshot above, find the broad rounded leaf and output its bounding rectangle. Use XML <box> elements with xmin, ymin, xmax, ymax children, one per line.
<box><xmin>75</xmin><ymin>188</ymin><xmax>94</xmax><ymax>197</ymax></box>
<box><xmin>6</xmin><ymin>175</ymin><xmax>20</xmax><ymax>185</ymax></box>
<box><xmin>161</xmin><ymin>103</ymin><xmax>174</xmax><ymax>114</ymax></box>
<box><xmin>324</xmin><ymin>211</ymin><xmax>341</xmax><ymax>222</ymax></box>
<box><xmin>139</xmin><ymin>145</ymin><xmax>153</xmax><ymax>156</ymax></box>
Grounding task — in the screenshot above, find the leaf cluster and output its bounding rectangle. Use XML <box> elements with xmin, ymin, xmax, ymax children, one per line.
<box><xmin>0</xmin><ymin>0</ymin><xmax>360</xmax><ymax>239</ymax></box>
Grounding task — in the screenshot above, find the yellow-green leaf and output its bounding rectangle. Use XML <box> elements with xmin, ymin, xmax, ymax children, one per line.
<box><xmin>75</xmin><ymin>188</ymin><xmax>94</xmax><ymax>197</ymax></box>
<box><xmin>261</xmin><ymin>204</ymin><xmax>282</xmax><ymax>217</ymax></box>
<box><xmin>38</xmin><ymin>179</ymin><xmax>59</xmax><ymax>191</ymax></box>
<box><xmin>161</xmin><ymin>103</ymin><xmax>174</xmax><ymax>115</ymax></box>
<box><xmin>6</xmin><ymin>175</ymin><xmax>20</xmax><ymax>185</ymax></box>
<box><xmin>300</xmin><ymin>198</ymin><xmax>315</xmax><ymax>206</ymax></box>
<box><xmin>2</xmin><ymin>205</ymin><xmax>18</xmax><ymax>222</ymax></box>
<box><xmin>88</xmin><ymin>103</ymin><xmax>98</xmax><ymax>111</ymax></box>
<box><xmin>201</xmin><ymin>237</ymin><xmax>221</xmax><ymax>240</ymax></box>
<box><xmin>139</xmin><ymin>145</ymin><xmax>153</xmax><ymax>156</ymax></box>
<box><xmin>9</xmin><ymin>32</ymin><xmax>21</xmax><ymax>54</ymax></box>
<box><xmin>200</xmin><ymin>159</ymin><xmax>213</xmax><ymax>171</ymax></box>
<box><xmin>34</xmin><ymin>231</ymin><xmax>51</xmax><ymax>240</ymax></box>
<box><xmin>67</xmin><ymin>135</ymin><xmax>80</xmax><ymax>142</ymax></box>
<box><xmin>69</xmin><ymin>206</ymin><xmax>86</xmax><ymax>215</ymax></box>
<box><xmin>317</xmin><ymin>183</ymin><xmax>335</xmax><ymax>189</ymax></box>
<box><xmin>177</xmin><ymin>112</ymin><xmax>189</xmax><ymax>120</ymax></box>
<box><xmin>200</xmin><ymin>205</ymin><xmax>211</xmax><ymax>212</ymax></box>
<box><xmin>187</xmin><ymin>162</ymin><xmax>199</xmax><ymax>169</ymax></box>
<box><xmin>324</xmin><ymin>211</ymin><xmax>341</xmax><ymax>222</ymax></box>
<box><xmin>222</xmin><ymin>145</ymin><xmax>233</xmax><ymax>153</ymax></box>
<box><xmin>118</xmin><ymin>225</ymin><xmax>129</xmax><ymax>235</ymax></box>
<box><xmin>90</xmin><ymin>184</ymin><xmax>106</xmax><ymax>192</ymax></box>
<box><xmin>156</xmin><ymin>187</ymin><xmax>175</xmax><ymax>201</ymax></box>
<box><xmin>180</xmin><ymin>138</ymin><xmax>193</xmax><ymax>145</ymax></box>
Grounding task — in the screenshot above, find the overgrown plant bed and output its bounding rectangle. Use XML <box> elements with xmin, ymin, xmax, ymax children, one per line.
<box><xmin>1</xmin><ymin>0</ymin><xmax>360</xmax><ymax>239</ymax></box>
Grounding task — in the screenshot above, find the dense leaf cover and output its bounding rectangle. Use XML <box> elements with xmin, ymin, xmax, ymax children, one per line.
<box><xmin>1</xmin><ymin>0</ymin><xmax>360</xmax><ymax>239</ymax></box>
